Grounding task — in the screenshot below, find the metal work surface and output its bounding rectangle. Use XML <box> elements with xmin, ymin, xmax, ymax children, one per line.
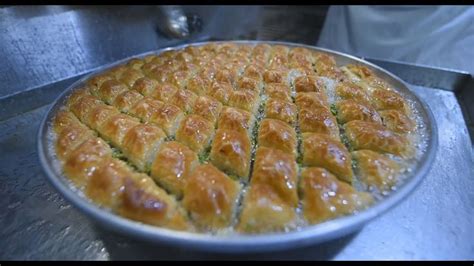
<box><xmin>1</xmin><ymin>64</ymin><xmax>473</xmax><ymax>260</ymax></box>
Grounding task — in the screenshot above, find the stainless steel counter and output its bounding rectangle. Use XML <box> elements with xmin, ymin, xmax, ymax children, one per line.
<box><xmin>0</xmin><ymin>74</ymin><xmax>472</xmax><ymax>260</ymax></box>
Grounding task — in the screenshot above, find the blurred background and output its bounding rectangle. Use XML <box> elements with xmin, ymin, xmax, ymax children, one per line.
<box><xmin>1</xmin><ymin>5</ymin><xmax>473</xmax><ymax>260</ymax></box>
<box><xmin>1</xmin><ymin>5</ymin><xmax>473</xmax><ymax>100</ymax></box>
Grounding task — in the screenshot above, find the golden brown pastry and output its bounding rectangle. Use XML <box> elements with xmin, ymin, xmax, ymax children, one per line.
<box><xmin>302</xmin><ymin>133</ymin><xmax>354</xmax><ymax>183</ymax></box>
<box><xmin>299</xmin><ymin>167</ymin><xmax>373</xmax><ymax>224</ymax></box>
<box><xmin>53</xmin><ymin>110</ymin><xmax>83</xmax><ymax>133</ymax></box>
<box><xmin>56</xmin><ymin>124</ymin><xmax>95</xmax><ymax>160</ymax></box>
<box><xmin>118</xmin><ymin>68</ymin><xmax>144</xmax><ymax>88</ymax></box>
<box><xmin>228</xmin><ymin>90</ymin><xmax>260</xmax><ymax>113</ymax></box>
<box><xmin>85</xmin><ymin>105</ymin><xmax>120</xmax><ymax>131</ymax></box>
<box><xmin>118</xmin><ymin>173</ymin><xmax>192</xmax><ymax>231</ymax></box>
<box><xmin>86</xmin><ymin>157</ymin><xmax>135</xmax><ymax>208</ymax></box>
<box><xmin>150</xmin><ymin>83</ymin><xmax>178</xmax><ymax>102</ymax></box>
<box><xmin>169</xmin><ymin>89</ymin><xmax>198</xmax><ymax>113</ymax></box>
<box><xmin>122</xmin><ymin>124</ymin><xmax>166</xmax><ymax>172</ymax></box>
<box><xmin>182</xmin><ymin>164</ymin><xmax>241</xmax><ymax>230</ymax></box>
<box><xmin>264</xmin><ymin>98</ymin><xmax>297</xmax><ymax>125</ymax></box>
<box><xmin>96</xmin><ymin>79</ymin><xmax>129</xmax><ymax>104</ymax></box>
<box><xmin>132</xmin><ymin>77</ymin><xmax>159</xmax><ymax>97</ymax></box>
<box><xmin>379</xmin><ymin>109</ymin><xmax>414</xmax><ymax>133</ymax></box>
<box><xmin>147</xmin><ymin>103</ymin><xmax>185</xmax><ymax>136</ymax></box>
<box><xmin>192</xmin><ymin>96</ymin><xmax>223</xmax><ymax>125</ymax></box>
<box><xmin>53</xmin><ymin>43</ymin><xmax>423</xmax><ymax>235</ymax></box>
<box><xmin>69</xmin><ymin>95</ymin><xmax>104</xmax><ymax>123</ymax></box>
<box><xmin>63</xmin><ymin>137</ymin><xmax>113</xmax><ymax>188</ymax></box>
<box><xmin>258</xmin><ymin>119</ymin><xmax>297</xmax><ymax>158</ymax></box>
<box><xmin>113</xmin><ymin>90</ymin><xmax>144</xmax><ymax>113</ymax></box>
<box><xmin>335</xmin><ymin>99</ymin><xmax>382</xmax><ymax>124</ymax></box>
<box><xmin>175</xmin><ymin>114</ymin><xmax>215</xmax><ymax>153</ymax></box>
<box><xmin>217</xmin><ymin>107</ymin><xmax>255</xmax><ymax>137</ymax></box>
<box><xmin>263</xmin><ymin>69</ymin><xmax>288</xmax><ymax>84</ymax></box>
<box><xmin>344</xmin><ymin>120</ymin><xmax>412</xmax><ymax>157</ymax></box>
<box><xmin>265</xmin><ymin>83</ymin><xmax>292</xmax><ymax>102</ymax></box>
<box><xmin>150</xmin><ymin>141</ymin><xmax>198</xmax><ymax>198</ymax></box>
<box><xmin>298</xmin><ymin>107</ymin><xmax>340</xmax><ymax>140</ymax></box>
<box><xmin>237</xmin><ymin>76</ymin><xmax>262</xmax><ymax>92</ymax></box>
<box><xmin>294</xmin><ymin>75</ymin><xmax>325</xmax><ymax>93</ymax></box>
<box><xmin>352</xmin><ymin>150</ymin><xmax>401</xmax><ymax>191</ymax></box>
<box><xmin>335</xmin><ymin>81</ymin><xmax>371</xmax><ymax>105</ymax></box>
<box><xmin>208</xmin><ymin>81</ymin><xmax>233</xmax><ymax>105</ymax></box>
<box><xmin>238</xmin><ymin>147</ymin><xmax>297</xmax><ymax>233</ymax></box>
<box><xmin>99</xmin><ymin>113</ymin><xmax>141</xmax><ymax>147</ymax></box>
<box><xmin>128</xmin><ymin>98</ymin><xmax>164</xmax><ymax>122</ymax></box>
<box><xmin>66</xmin><ymin>87</ymin><xmax>91</xmax><ymax>106</ymax></box>
<box><xmin>295</xmin><ymin>91</ymin><xmax>329</xmax><ymax>111</ymax></box>
<box><xmin>210</xmin><ymin>129</ymin><xmax>251</xmax><ymax>179</ymax></box>
<box><xmin>187</xmin><ymin>75</ymin><xmax>212</xmax><ymax>96</ymax></box>
<box><xmin>371</xmin><ymin>88</ymin><xmax>409</xmax><ymax>114</ymax></box>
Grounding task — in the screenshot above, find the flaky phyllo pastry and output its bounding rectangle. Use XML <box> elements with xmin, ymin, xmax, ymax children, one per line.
<box><xmin>52</xmin><ymin>43</ymin><xmax>421</xmax><ymax>234</ymax></box>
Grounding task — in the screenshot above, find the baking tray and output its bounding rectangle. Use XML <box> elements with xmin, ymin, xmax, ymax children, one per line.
<box><xmin>36</xmin><ymin>40</ymin><xmax>438</xmax><ymax>253</ymax></box>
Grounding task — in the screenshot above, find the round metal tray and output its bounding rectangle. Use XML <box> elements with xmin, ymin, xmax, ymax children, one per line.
<box><xmin>37</xmin><ymin>41</ymin><xmax>438</xmax><ymax>253</ymax></box>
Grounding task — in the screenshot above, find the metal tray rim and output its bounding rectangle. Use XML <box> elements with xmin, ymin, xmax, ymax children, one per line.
<box><xmin>37</xmin><ymin>40</ymin><xmax>439</xmax><ymax>253</ymax></box>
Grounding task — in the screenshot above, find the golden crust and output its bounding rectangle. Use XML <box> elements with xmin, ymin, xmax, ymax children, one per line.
<box><xmin>169</xmin><ymin>89</ymin><xmax>198</xmax><ymax>113</ymax></box>
<box><xmin>118</xmin><ymin>68</ymin><xmax>144</xmax><ymax>88</ymax></box>
<box><xmin>150</xmin><ymin>83</ymin><xmax>178</xmax><ymax>102</ymax></box>
<box><xmin>298</xmin><ymin>107</ymin><xmax>340</xmax><ymax>140</ymax></box>
<box><xmin>238</xmin><ymin>147</ymin><xmax>297</xmax><ymax>233</ymax></box>
<box><xmin>113</xmin><ymin>90</ymin><xmax>144</xmax><ymax>113</ymax></box>
<box><xmin>208</xmin><ymin>81</ymin><xmax>233</xmax><ymax>105</ymax></box>
<box><xmin>187</xmin><ymin>75</ymin><xmax>212</xmax><ymax>96</ymax></box>
<box><xmin>86</xmin><ymin>105</ymin><xmax>120</xmax><ymax>130</ymax></box>
<box><xmin>237</xmin><ymin>76</ymin><xmax>262</xmax><ymax>92</ymax></box>
<box><xmin>264</xmin><ymin>98</ymin><xmax>297</xmax><ymax>125</ymax></box>
<box><xmin>299</xmin><ymin>167</ymin><xmax>373</xmax><ymax>224</ymax></box>
<box><xmin>99</xmin><ymin>113</ymin><xmax>140</xmax><ymax>147</ymax></box>
<box><xmin>132</xmin><ymin>77</ymin><xmax>159</xmax><ymax>97</ymax></box>
<box><xmin>294</xmin><ymin>75</ymin><xmax>325</xmax><ymax>93</ymax></box>
<box><xmin>344</xmin><ymin>120</ymin><xmax>412</xmax><ymax>158</ymax></box>
<box><xmin>258</xmin><ymin>119</ymin><xmax>297</xmax><ymax>158</ymax></box>
<box><xmin>53</xmin><ymin>110</ymin><xmax>82</xmax><ymax>133</ymax></box>
<box><xmin>66</xmin><ymin>87</ymin><xmax>91</xmax><ymax>106</ymax></box>
<box><xmin>379</xmin><ymin>109</ymin><xmax>414</xmax><ymax>133</ymax></box>
<box><xmin>86</xmin><ymin>157</ymin><xmax>134</xmax><ymax>208</ymax></box>
<box><xmin>210</xmin><ymin>129</ymin><xmax>252</xmax><ymax>179</ymax></box>
<box><xmin>97</xmin><ymin>79</ymin><xmax>129</xmax><ymax>104</ymax></box>
<box><xmin>263</xmin><ymin>69</ymin><xmax>288</xmax><ymax>84</ymax></box>
<box><xmin>228</xmin><ymin>90</ymin><xmax>260</xmax><ymax>113</ymax></box>
<box><xmin>63</xmin><ymin>137</ymin><xmax>113</xmax><ymax>188</ymax></box>
<box><xmin>295</xmin><ymin>92</ymin><xmax>329</xmax><ymax>111</ymax></box>
<box><xmin>182</xmin><ymin>164</ymin><xmax>241</xmax><ymax>230</ymax></box>
<box><xmin>265</xmin><ymin>83</ymin><xmax>292</xmax><ymax>102</ymax></box>
<box><xmin>336</xmin><ymin>99</ymin><xmax>382</xmax><ymax>124</ymax></box>
<box><xmin>149</xmin><ymin>103</ymin><xmax>185</xmax><ymax>136</ymax></box>
<box><xmin>175</xmin><ymin>114</ymin><xmax>215</xmax><ymax>153</ymax></box>
<box><xmin>352</xmin><ymin>150</ymin><xmax>400</xmax><ymax>191</ymax></box>
<box><xmin>335</xmin><ymin>81</ymin><xmax>371</xmax><ymax>105</ymax></box>
<box><xmin>372</xmin><ymin>88</ymin><xmax>408</xmax><ymax>114</ymax></box>
<box><xmin>129</xmin><ymin>98</ymin><xmax>164</xmax><ymax>122</ymax></box>
<box><xmin>122</xmin><ymin>124</ymin><xmax>166</xmax><ymax>171</ymax></box>
<box><xmin>56</xmin><ymin>124</ymin><xmax>95</xmax><ymax>160</ymax></box>
<box><xmin>192</xmin><ymin>96</ymin><xmax>223</xmax><ymax>125</ymax></box>
<box><xmin>217</xmin><ymin>107</ymin><xmax>255</xmax><ymax>137</ymax></box>
<box><xmin>69</xmin><ymin>95</ymin><xmax>104</xmax><ymax>123</ymax></box>
<box><xmin>302</xmin><ymin>133</ymin><xmax>354</xmax><ymax>183</ymax></box>
<box><xmin>118</xmin><ymin>173</ymin><xmax>192</xmax><ymax>231</ymax></box>
<box><xmin>150</xmin><ymin>141</ymin><xmax>198</xmax><ymax>198</ymax></box>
